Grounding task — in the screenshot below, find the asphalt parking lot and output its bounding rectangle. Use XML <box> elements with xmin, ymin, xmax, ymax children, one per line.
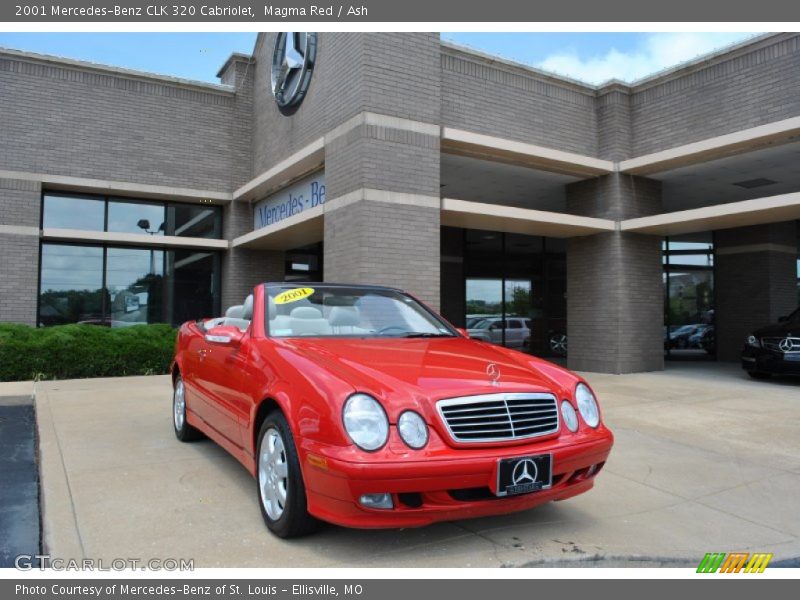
<box><xmin>28</xmin><ymin>363</ymin><xmax>800</xmax><ymax>568</ymax></box>
<box><xmin>0</xmin><ymin>384</ymin><xmax>40</xmax><ymax>568</ymax></box>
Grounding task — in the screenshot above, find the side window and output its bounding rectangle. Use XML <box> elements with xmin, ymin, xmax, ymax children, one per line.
<box><xmin>508</xmin><ymin>320</ymin><xmax>522</xmax><ymax>329</ymax></box>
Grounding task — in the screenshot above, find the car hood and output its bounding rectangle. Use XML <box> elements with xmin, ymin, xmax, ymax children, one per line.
<box><xmin>753</xmin><ymin>321</ymin><xmax>799</xmax><ymax>337</ymax></box>
<box><xmin>273</xmin><ymin>336</ymin><xmax>572</xmax><ymax>409</ymax></box>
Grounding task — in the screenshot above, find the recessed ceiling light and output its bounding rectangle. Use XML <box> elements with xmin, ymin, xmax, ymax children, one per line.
<box><xmin>732</xmin><ymin>178</ymin><xmax>777</xmax><ymax>189</ymax></box>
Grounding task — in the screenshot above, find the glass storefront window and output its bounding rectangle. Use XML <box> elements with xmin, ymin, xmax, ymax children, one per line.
<box><xmin>165</xmin><ymin>204</ymin><xmax>221</xmax><ymax>238</ymax></box>
<box><xmin>38</xmin><ymin>243</ymin><xmax>219</xmax><ymax>327</ymax></box>
<box><xmin>38</xmin><ymin>244</ymin><xmax>104</xmax><ymax>326</ymax></box>
<box><xmin>41</xmin><ymin>192</ymin><xmax>221</xmax><ymax>239</ymax></box>
<box><xmin>107</xmin><ymin>199</ymin><xmax>166</xmax><ymax>236</ymax></box>
<box><xmin>106</xmin><ymin>247</ymin><xmax>165</xmax><ymax>325</ymax></box>
<box><xmin>42</xmin><ymin>194</ymin><xmax>105</xmax><ymax>231</ymax></box>
<box><xmin>168</xmin><ymin>250</ymin><xmax>220</xmax><ymax>324</ymax></box>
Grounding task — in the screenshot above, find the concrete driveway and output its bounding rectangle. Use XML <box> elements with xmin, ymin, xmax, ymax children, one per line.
<box><xmin>34</xmin><ymin>363</ymin><xmax>800</xmax><ymax>568</ymax></box>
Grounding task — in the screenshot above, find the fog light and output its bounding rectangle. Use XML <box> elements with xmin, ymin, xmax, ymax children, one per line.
<box><xmin>359</xmin><ymin>493</ymin><xmax>393</xmax><ymax>509</ymax></box>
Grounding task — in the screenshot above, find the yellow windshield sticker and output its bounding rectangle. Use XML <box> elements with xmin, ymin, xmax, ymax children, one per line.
<box><xmin>274</xmin><ymin>287</ymin><xmax>315</xmax><ymax>305</ymax></box>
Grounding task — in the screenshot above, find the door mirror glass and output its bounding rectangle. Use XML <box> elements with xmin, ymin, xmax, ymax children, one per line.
<box><xmin>205</xmin><ymin>325</ymin><xmax>244</xmax><ymax>346</ymax></box>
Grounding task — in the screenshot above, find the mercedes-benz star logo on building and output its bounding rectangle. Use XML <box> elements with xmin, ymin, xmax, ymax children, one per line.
<box><xmin>511</xmin><ymin>459</ymin><xmax>538</xmax><ymax>486</ymax></box>
<box><xmin>271</xmin><ymin>33</ymin><xmax>317</xmax><ymax>115</ymax></box>
<box><xmin>486</xmin><ymin>362</ymin><xmax>500</xmax><ymax>385</ymax></box>
<box><xmin>779</xmin><ymin>338</ymin><xmax>794</xmax><ymax>352</ymax></box>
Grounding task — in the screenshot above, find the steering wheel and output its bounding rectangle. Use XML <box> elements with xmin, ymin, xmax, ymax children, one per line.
<box><xmin>377</xmin><ymin>325</ymin><xmax>408</xmax><ymax>335</ymax></box>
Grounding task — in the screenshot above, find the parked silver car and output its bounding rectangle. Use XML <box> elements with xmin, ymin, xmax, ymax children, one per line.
<box><xmin>467</xmin><ymin>316</ymin><xmax>532</xmax><ymax>348</ymax></box>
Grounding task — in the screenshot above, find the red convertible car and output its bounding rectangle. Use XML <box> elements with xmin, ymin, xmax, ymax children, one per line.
<box><xmin>172</xmin><ymin>283</ymin><xmax>613</xmax><ymax>538</ymax></box>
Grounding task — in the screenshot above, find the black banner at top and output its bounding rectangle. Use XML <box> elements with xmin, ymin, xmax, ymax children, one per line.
<box><xmin>2</xmin><ymin>0</ymin><xmax>800</xmax><ymax>22</ymax></box>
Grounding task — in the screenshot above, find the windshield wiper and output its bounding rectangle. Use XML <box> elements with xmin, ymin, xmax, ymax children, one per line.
<box><xmin>400</xmin><ymin>332</ymin><xmax>455</xmax><ymax>338</ymax></box>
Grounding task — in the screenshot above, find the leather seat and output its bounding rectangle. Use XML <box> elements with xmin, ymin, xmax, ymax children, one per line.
<box><xmin>329</xmin><ymin>306</ymin><xmax>361</xmax><ymax>333</ymax></box>
<box><xmin>289</xmin><ymin>306</ymin><xmax>332</xmax><ymax>336</ymax></box>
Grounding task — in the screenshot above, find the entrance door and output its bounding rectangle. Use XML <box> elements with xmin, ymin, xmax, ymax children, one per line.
<box><xmin>462</xmin><ymin>229</ymin><xmax>566</xmax><ymax>358</ymax></box>
<box><xmin>664</xmin><ymin>234</ymin><xmax>715</xmax><ymax>360</ymax></box>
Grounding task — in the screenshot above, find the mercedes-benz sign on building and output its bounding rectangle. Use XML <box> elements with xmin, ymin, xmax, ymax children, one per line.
<box><xmin>1</xmin><ymin>33</ymin><xmax>799</xmax><ymax>373</ymax></box>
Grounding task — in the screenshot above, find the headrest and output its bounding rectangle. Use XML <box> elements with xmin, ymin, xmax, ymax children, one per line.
<box><xmin>290</xmin><ymin>306</ymin><xmax>323</xmax><ymax>319</ymax></box>
<box><xmin>225</xmin><ymin>305</ymin><xmax>244</xmax><ymax>318</ymax></box>
<box><xmin>241</xmin><ymin>294</ymin><xmax>254</xmax><ymax>320</ymax></box>
<box><xmin>329</xmin><ymin>306</ymin><xmax>360</xmax><ymax>327</ymax></box>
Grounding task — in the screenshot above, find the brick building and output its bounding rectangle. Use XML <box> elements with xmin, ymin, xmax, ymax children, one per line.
<box><xmin>1</xmin><ymin>32</ymin><xmax>799</xmax><ymax>373</ymax></box>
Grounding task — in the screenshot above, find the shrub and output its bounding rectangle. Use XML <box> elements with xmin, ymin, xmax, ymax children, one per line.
<box><xmin>0</xmin><ymin>323</ymin><xmax>178</xmax><ymax>382</ymax></box>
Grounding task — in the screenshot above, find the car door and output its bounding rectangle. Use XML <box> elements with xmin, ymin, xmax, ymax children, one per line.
<box><xmin>194</xmin><ymin>331</ymin><xmax>246</xmax><ymax>446</ymax></box>
<box><xmin>181</xmin><ymin>323</ymin><xmax>216</xmax><ymax>423</ymax></box>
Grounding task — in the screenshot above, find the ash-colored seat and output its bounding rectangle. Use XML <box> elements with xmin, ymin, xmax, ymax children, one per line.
<box><xmin>329</xmin><ymin>306</ymin><xmax>361</xmax><ymax>333</ymax></box>
<box><xmin>267</xmin><ymin>296</ymin><xmax>292</xmax><ymax>334</ymax></box>
<box><xmin>219</xmin><ymin>296</ymin><xmax>252</xmax><ymax>331</ymax></box>
<box><xmin>289</xmin><ymin>306</ymin><xmax>332</xmax><ymax>336</ymax></box>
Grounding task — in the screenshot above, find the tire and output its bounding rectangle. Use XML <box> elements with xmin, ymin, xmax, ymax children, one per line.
<box><xmin>173</xmin><ymin>376</ymin><xmax>203</xmax><ymax>442</ymax></box>
<box><xmin>256</xmin><ymin>411</ymin><xmax>319</xmax><ymax>538</ymax></box>
<box><xmin>747</xmin><ymin>371</ymin><xmax>772</xmax><ymax>380</ymax></box>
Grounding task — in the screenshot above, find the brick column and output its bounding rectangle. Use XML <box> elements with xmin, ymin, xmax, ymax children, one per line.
<box><xmin>715</xmin><ymin>222</ymin><xmax>798</xmax><ymax>362</ymax></box>
<box><xmin>221</xmin><ymin>201</ymin><xmax>285</xmax><ymax>310</ymax></box>
<box><xmin>322</xmin><ymin>33</ymin><xmax>442</xmax><ymax>310</ymax></box>
<box><xmin>566</xmin><ymin>174</ymin><xmax>664</xmax><ymax>373</ymax></box>
<box><xmin>0</xmin><ymin>178</ymin><xmax>41</xmax><ymax>326</ymax></box>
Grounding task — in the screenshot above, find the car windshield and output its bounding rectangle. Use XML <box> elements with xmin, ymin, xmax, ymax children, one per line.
<box><xmin>471</xmin><ymin>319</ymin><xmax>495</xmax><ymax>330</ymax></box>
<box><xmin>265</xmin><ymin>284</ymin><xmax>456</xmax><ymax>338</ymax></box>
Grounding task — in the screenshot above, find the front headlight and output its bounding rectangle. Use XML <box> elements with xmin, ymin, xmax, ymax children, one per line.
<box><xmin>343</xmin><ymin>394</ymin><xmax>389</xmax><ymax>451</ymax></box>
<box><xmin>560</xmin><ymin>400</ymin><xmax>579</xmax><ymax>432</ymax></box>
<box><xmin>398</xmin><ymin>411</ymin><xmax>428</xmax><ymax>449</ymax></box>
<box><xmin>575</xmin><ymin>383</ymin><xmax>600</xmax><ymax>428</ymax></box>
<box><xmin>746</xmin><ymin>335</ymin><xmax>760</xmax><ymax>348</ymax></box>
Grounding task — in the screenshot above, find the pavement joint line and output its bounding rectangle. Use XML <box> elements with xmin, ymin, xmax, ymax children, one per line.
<box><xmin>40</xmin><ymin>388</ymin><xmax>87</xmax><ymax>559</ymax></box>
<box><xmin>604</xmin><ymin>424</ymin><xmax>800</xmax><ymax>477</ymax></box>
<box><xmin>693</xmin><ymin>494</ymin><xmax>800</xmax><ymax>541</ymax></box>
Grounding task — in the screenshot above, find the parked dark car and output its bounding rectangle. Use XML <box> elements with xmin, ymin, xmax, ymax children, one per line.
<box><xmin>667</xmin><ymin>324</ymin><xmax>705</xmax><ymax>350</ymax></box>
<box><xmin>689</xmin><ymin>325</ymin><xmax>715</xmax><ymax>355</ymax></box>
<box><xmin>741</xmin><ymin>308</ymin><xmax>800</xmax><ymax>378</ymax></box>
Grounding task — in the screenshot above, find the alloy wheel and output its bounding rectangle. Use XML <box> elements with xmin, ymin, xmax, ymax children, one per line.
<box><xmin>173</xmin><ymin>380</ymin><xmax>186</xmax><ymax>431</ymax></box>
<box><xmin>259</xmin><ymin>427</ymin><xmax>289</xmax><ymax>520</ymax></box>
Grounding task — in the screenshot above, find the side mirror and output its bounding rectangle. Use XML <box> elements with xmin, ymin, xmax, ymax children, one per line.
<box><xmin>205</xmin><ymin>325</ymin><xmax>244</xmax><ymax>346</ymax></box>
<box><xmin>778</xmin><ymin>315</ymin><xmax>789</xmax><ymax>323</ymax></box>
<box><xmin>456</xmin><ymin>327</ymin><xmax>469</xmax><ymax>338</ymax></box>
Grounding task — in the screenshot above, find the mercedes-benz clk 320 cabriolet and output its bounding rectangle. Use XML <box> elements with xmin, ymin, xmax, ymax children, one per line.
<box><xmin>171</xmin><ymin>283</ymin><xmax>613</xmax><ymax>538</ymax></box>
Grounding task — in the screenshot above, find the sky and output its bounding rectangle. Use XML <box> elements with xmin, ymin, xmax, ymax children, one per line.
<box><xmin>0</xmin><ymin>32</ymin><xmax>762</xmax><ymax>85</ymax></box>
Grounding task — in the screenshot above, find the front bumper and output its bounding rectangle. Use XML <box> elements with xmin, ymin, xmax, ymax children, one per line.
<box><xmin>298</xmin><ymin>430</ymin><xmax>613</xmax><ymax>528</ymax></box>
<box><xmin>741</xmin><ymin>347</ymin><xmax>800</xmax><ymax>375</ymax></box>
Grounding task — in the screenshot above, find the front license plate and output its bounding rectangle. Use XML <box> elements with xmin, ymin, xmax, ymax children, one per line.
<box><xmin>496</xmin><ymin>454</ymin><xmax>552</xmax><ymax>497</ymax></box>
<box><xmin>784</xmin><ymin>353</ymin><xmax>800</xmax><ymax>361</ymax></box>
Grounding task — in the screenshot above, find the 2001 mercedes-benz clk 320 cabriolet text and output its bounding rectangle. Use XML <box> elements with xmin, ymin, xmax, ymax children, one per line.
<box><xmin>172</xmin><ymin>283</ymin><xmax>613</xmax><ymax>537</ymax></box>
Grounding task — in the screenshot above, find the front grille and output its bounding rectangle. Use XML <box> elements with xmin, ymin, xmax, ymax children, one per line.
<box><xmin>437</xmin><ymin>393</ymin><xmax>559</xmax><ymax>443</ymax></box>
<box><xmin>761</xmin><ymin>337</ymin><xmax>800</xmax><ymax>353</ymax></box>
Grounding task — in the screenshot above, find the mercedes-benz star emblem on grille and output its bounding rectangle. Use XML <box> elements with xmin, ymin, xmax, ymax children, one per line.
<box><xmin>779</xmin><ymin>338</ymin><xmax>794</xmax><ymax>352</ymax></box>
<box><xmin>512</xmin><ymin>459</ymin><xmax>538</xmax><ymax>486</ymax></box>
<box><xmin>486</xmin><ymin>363</ymin><xmax>500</xmax><ymax>384</ymax></box>
<box><xmin>271</xmin><ymin>33</ymin><xmax>317</xmax><ymax>114</ymax></box>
